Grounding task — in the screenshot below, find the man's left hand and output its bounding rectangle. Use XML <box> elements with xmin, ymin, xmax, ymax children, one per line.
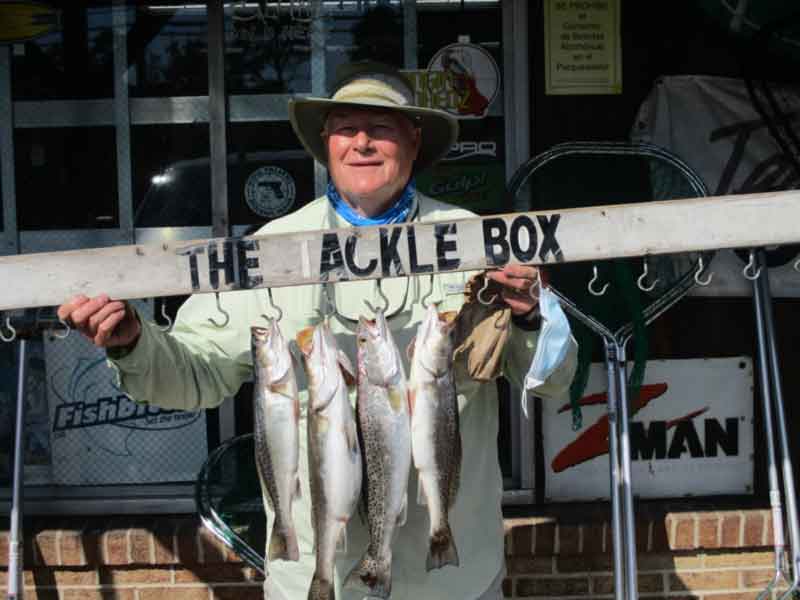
<box><xmin>485</xmin><ymin>265</ymin><xmax>542</xmax><ymax>316</ymax></box>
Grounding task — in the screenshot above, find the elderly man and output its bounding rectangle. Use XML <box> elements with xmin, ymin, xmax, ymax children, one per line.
<box><xmin>58</xmin><ymin>62</ymin><xmax>577</xmax><ymax>600</ymax></box>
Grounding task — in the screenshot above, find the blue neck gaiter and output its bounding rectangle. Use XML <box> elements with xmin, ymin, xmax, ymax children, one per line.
<box><xmin>327</xmin><ymin>178</ymin><xmax>416</xmax><ymax>226</ymax></box>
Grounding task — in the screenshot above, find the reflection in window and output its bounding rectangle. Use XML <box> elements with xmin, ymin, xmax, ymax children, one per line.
<box><xmin>11</xmin><ymin>3</ymin><xmax>114</xmax><ymax>101</ymax></box>
<box><xmin>14</xmin><ymin>127</ymin><xmax>118</xmax><ymax>230</ymax></box>
<box><xmin>132</xmin><ymin>124</ymin><xmax>211</xmax><ymax>227</ymax></box>
<box><xmin>128</xmin><ymin>4</ymin><xmax>209</xmax><ymax>97</ymax></box>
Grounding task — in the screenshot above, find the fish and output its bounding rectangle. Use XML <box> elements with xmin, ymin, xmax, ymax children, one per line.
<box><xmin>344</xmin><ymin>310</ymin><xmax>412</xmax><ymax>599</ymax></box>
<box><xmin>298</xmin><ymin>322</ymin><xmax>362</xmax><ymax>600</ymax></box>
<box><xmin>408</xmin><ymin>304</ymin><xmax>462</xmax><ymax>571</ymax></box>
<box><xmin>251</xmin><ymin>323</ymin><xmax>301</xmax><ymax>564</ymax></box>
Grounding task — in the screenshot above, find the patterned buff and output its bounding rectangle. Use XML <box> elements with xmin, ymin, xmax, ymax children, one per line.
<box><xmin>327</xmin><ymin>177</ymin><xmax>417</xmax><ymax>226</ymax></box>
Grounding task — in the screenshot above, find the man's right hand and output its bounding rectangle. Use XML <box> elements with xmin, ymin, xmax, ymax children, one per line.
<box><xmin>57</xmin><ymin>295</ymin><xmax>141</xmax><ymax>349</ymax></box>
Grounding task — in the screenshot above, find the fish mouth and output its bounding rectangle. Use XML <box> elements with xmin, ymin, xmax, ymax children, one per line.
<box><xmin>438</xmin><ymin>311</ymin><xmax>458</xmax><ymax>325</ymax></box>
<box><xmin>251</xmin><ymin>325</ymin><xmax>271</xmax><ymax>341</ymax></box>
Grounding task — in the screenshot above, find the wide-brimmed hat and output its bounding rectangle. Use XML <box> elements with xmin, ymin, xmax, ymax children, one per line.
<box><xmin>288</xmin><ymin>62</ymin><xmax>459</xmax><ymax>172</ymax></box>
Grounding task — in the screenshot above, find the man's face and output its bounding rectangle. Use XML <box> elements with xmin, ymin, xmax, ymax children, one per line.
<box><xmin>324</xmin><ymin>107</ymin><xmax>421</xmax><ymax>214</ymax></box>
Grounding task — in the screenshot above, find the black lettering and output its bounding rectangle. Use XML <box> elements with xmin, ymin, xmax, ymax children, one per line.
<box><xmin>483</xmin><ymin>218</ymin><xmax>510</xmax><ymax>266</ymax></box>
<box><xmin>380</xmin><ymin>227</ymin><xmax>405</xmax><ymax>277</ymax></box>
<box><xmin>319</xmin><ymin>233</ymin><xmax>345</xmax><ymax>278</ymax></box>
<box><xmin>208</xmin><ymin>240</ymin><xmax>236</xmax><ymax>290</ymax></box>
<box><xmin>177</xmin><ymin>246</ymin><xmax>205</xmax><ymax>291</ymax></box>
<box><xmin>407</xmin><ymin>227</ymin><xmax>433</xmax><ymax>274</ymax></box>
<box><xmin>344</xmin><ymin>235</ymin><xmax>378</xmax><ymax>276</ymax></box>
<box><xmin>705</xmin><ymin>418</ymin><xmax>738</xmax><ymax>457</ymax></box>
<box><xmin>97</xmin><ymin>397</ymin><xmax>117</xmax><ymax>422</ymax></box>
<box><xmin>435</xmin><ymin>223</ymin><xmax>460</xmax><ymax>271</ymax></box>
<box><xmin>116</xmin><ymin>397</ymin><xmax>137</xmax><ymax>420</ymax></box>
<box><xmin>236</xmin><ymin>239</ymin><xmax>263</xmax><ymax>289</ymax></box>
<box><xmin>509</xmin><ymin>216</ymin><xmax>538</xmax><ymax>262</ymax></box>
<box><xmin>83</xmin><ymin>403</ymin><xmax>98</xmax><ymax>426</ymax></box>
<box><xmin>537</xmin><ymin>214</ymin><xmax>564</xmax><ymax>262</ymax></box>
<box><xmin>667</xmin><ymin>420</ymin><xmax>704</xmax><ymax>459</ymax></box>
<box><xmin>630</xmin><ymin>421</ymin><xmax>666</xmax><ymax>460</ymax></box>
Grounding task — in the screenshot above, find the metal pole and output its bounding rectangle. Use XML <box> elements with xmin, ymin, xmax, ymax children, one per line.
<box><xmin>8</xmin><ymin>338</ymin><xmax>27</xmax><ymax>600</ymax></box>
<box><xmin>616</xmin><ymin>342</ymin><xmax>639</xmax><ymax>600</ymax></box>
<box><xmin>755</xmin><ymin>249</ymin><xmax>800</xmax><ymax>599</ymax></box>
<box><xmin>604</xmin><ymin>338</ymin><xmax>626</xmax><ymax>600</ymax></box>
<box><xmin>751</xmin><ymin>254</ymin><xmax>787</xmax><ymax>599</ymax></box>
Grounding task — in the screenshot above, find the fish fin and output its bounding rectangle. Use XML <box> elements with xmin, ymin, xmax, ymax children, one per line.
<box><xmin>307</xmin><ymin>573</ymin><xmax>335</xmax><ymax>600</ymax></box>
<box><xmin>335</xmin><ymin>524</ymin><xmax>348</xmax><ymax>555</ymax></box>
<box><xmin>338</xmin><ymin>349</ymin><xmax>356</xmax><ymax>387</ymax></box>
<box><xmin>406</xmin><ymin>336</ymin><xmax>416</xmax><ymax>362</ymax></box>
<box><xmin>427</xmin><ymin>524</ymin><xmax>460</xmax><ymax>571</ymax></box>
<box><xmin>416</xmin><ymin>474</ymin><xmax>427</xmax><ymax>506</ymax></box>
<box><xmin>294</xmin><ymin>475</ymin><xmax>302</xmax><ymax>500</ymax></box>
<box><xmin>346</xmin><ymin>419</ymin><xmax>359</xmax><ymax>456</ymax></box>
<box><xmin>268</xmin><ymin>523</ymin><xmax>299</xmax><ymax>562</ymax></box>
<box><xmin>396</xmin><ymin>493</ymin><xmax>408</xmax><ymax>528</ymax></box>
<box><xmin>344</xmin><ymin>552</ymin><xmax>392</xmax><ymax>598</ymax></box>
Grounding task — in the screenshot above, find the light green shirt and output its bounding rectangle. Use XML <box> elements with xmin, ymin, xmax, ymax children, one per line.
<box><xmin>109</xmin><ymin>193</ymin><xmax>578</xmax><ymax>600</ymax></box>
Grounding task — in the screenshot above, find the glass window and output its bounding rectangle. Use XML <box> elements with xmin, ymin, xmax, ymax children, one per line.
<box><xmin>11</xmin><ymin>3</ymin><xmax>115</xmax><ymax>101</ymax></box>
<box><xmin>14</xmin><ymin>127</ymin><xmax>119</xmax><ymax>230</ymax></box>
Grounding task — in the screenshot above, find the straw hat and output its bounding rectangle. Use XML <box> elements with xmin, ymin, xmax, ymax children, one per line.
<box><xmin>288</xmin><ymin>62</ymin><xmax>459</xmax><ymax>172</ymax></box>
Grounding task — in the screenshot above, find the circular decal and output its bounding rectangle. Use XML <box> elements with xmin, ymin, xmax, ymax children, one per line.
<box><xmin>427</xmin><ymin>43</ymin><xmax>500</xmax><ymax>119</ymax></box>
<box><xmin>245</xmin><ymin>166</ymin><xmax>296</xmax><ymax>218</ymax></box>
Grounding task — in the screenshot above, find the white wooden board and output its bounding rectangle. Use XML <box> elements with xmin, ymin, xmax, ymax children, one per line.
<box><xmin>0</xmin><ymin>190</ymin><xmax>799</xmax><ymax>310</ymax></box>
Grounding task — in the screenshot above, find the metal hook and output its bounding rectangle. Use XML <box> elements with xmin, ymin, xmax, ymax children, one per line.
<box><xmin>694</xmin><ymin>256</ymin><xmax>713</xmax><ymax>286</ymax></box>
<box><xmin>54</xmin><ymin>317</ymin><xmax>71</xmax><ymax>340</ymax></box>
<box><xmin>0</xmin><ymin>316</ymin><xmax>16</xmax><ymax>343</ymax></box>
<box><xmin>637</xmin><ymin>259</ymin><xmax>659</xmax><ymax>292</ymax></box>
<box><xmin>743</xmin><ymin>250</ymin><xmax>763</xmax><ymax>281</ymax></box>
<box><xmin>364</xmin><ymin>280</ymin><xmax>390</xmax><ymax>315</ymax></box>
<box><xmin>208</xmin><ymin>292</ymin><xmax>231</xmax><ymax>328</ymax></box>
<box><xmin>528</xmin><ymin>270</ymin><xmax>542</xmax><ymax>300</ymax></box>
<box><xmin>159</xmin><ymin>300</ymin><xmax>173</xmax><ymax>333</ymax></box>
<box><xmin>420</xmin><ymin>274</ymin><xmax>436</xmax><ymax>309</ymax></box>
<box><xmin>261</xmin><ymin>288</ymin><xmax>283</xmax><ymax>323</ymax></box>
<box><xmin>588</xmin><ymin>265</ymin><xmax>609</xmax><ymax>296</ymax></box>
<box><xmin>477</xmin><ymin>276</ymin><xmax>498</xmax><ymax>305</ymax></box>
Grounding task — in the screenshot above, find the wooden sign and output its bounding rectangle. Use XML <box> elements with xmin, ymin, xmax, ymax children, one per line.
<box><xmin>0</xmin><ymin>190</ymin><xmax>798</xmax><ymax>311</ymax></box>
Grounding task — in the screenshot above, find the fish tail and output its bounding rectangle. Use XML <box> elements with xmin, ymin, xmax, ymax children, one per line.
<box><xmin>307</xmin><ymin>573</ymin><xmax>335</xmax><ymax>600</ymax></box>
<box><xmin>427</xmin><ymin>524</ymin><xmax>459</xmax><ymax>571</ymax></box>
<box><xmin>268</xmin><ymin>522</ymin><xmax>299</xmax><ymax>562</ymax></box>
<box><xmin>344</xmin><ymin>552</ymin><xmax>392</xmax><ymax>598</ymax></box>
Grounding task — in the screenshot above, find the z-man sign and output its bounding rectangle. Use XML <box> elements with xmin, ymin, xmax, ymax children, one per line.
<box><xmin>0</xmin><ymin>191</ymin><xmax>799</xmax><ymax>311</ymax></box>
<box><xmin>544</xmin><ymin>357</ymin><xmax>754</xmax><ymax>501</ymax></box>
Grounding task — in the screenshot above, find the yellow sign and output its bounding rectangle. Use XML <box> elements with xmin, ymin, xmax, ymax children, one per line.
<box><xmin>544</xmin><ymin>0</ymin><xmax>622</xmax><ymax>95</ymax></box>
<box><xmin>0</xmin><ymin>2</ymin><xmax>60</xmax><ymax>44</ymax></box>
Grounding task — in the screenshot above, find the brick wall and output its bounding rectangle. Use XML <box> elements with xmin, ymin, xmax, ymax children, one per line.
<box><xmin>0</xmin><ymin>509</ymin><xmax>786</xmax><ymax>599</ymax></box>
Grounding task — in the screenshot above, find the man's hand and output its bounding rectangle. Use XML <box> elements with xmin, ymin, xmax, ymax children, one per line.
<box><xmin>57</xmin><ymin>294</ymin><xmax>141</xmax><ymax>349</ymax></box>
<box><xmin>485</xmin><ymin>265</ymin><xmax>543</xmax><ymax>316</ymax></box>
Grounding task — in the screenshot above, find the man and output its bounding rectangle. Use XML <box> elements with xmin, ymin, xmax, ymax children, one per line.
<box><xmin>58</xmin><ymin>62</ymin><xmax>577</xmax><ymax>600</ymax></box>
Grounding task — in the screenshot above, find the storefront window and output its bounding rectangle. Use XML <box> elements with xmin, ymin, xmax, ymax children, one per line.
<box><xmin>14</xmin><ymin>127</ymin><xmax>119</xmax><ymax>230</ymax></box>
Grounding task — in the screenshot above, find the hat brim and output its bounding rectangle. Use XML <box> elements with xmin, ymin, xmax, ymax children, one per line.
<box><xmin>288</xmin><ymin>97</ymin><xmax>459</xmax><ymax>172</ymax></box>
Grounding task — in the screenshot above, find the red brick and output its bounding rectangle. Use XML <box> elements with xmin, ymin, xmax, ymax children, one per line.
<box><xmin>59</xmin><ymin>528</ymin><xmax>86</xmax><ymax>566</ymax></box>
<box><xmin>198</xmin><ymin>527</ymin><xmax>226</xmax><ymax>564</ymax></box>
<box><xmin>504</xmin><ymin>531</ymin><xmax>512</xmax><ymax>556</ymax></box>
<box><xmin>720</xmin><ymin>514</ymin><xmax>741</xmax><ymax>547</ymax></box>
<box><xmin>98</xmin><ymin>566</ymin><xmax>171</xmax><ymax>584</ymax></box>
<box><xmin>31</xmin><ymin>567</ymin><xmax>97</xmax><ymax>586</ymax></box>
<box><xmin>34</xmin><ymin>530</ymin><xmax>59</xmax><ymax>566</ymax></box>
<box><xmin>582</xmin><ymin>522</ymin><xmax>605</xmax><ymax>554</ymax></box>
<box><xmin>517</xmin><ymin>575</ymin><xmax>590</xmax><ymax>596</ymax></box>
<box><xmin>0</xmin><ymin>532</ymin><xmax>8</xmax><ymax>567</ymax></box>
<box><xmin>103</xmin><ymin>527</ymin><xmax>128</xmax><ymax>565</ymax></box>
<box><xmin>211</xmin><ymin>585</ymin><xmax>264</xmax><ymax>600</ymax></box>
<box><xmin>506</xmin><ymin>556</ymin><xmax>553</xmax><ymax>575</ymax></box>
<box><xmin>669</xmin><ymin>570</ymin><xmax>739</xmax><ymax>591</ymax></box>
<box><xmin>153</xmin><ymin>520</ymin><xmax>178</xmax><ymax>565</ymax></box>
<box><xmin>592</xmin><ymin>573</ymin><xmax>663</xmax><ymax>594</ymax></box>
<box><xmin>82</xmin><ymin>522</ymin><xmax>105</xmax><ymax>566</ymax></box>
<box><xmin>698</xmin><ymin>515</ymin><xmax>720</xmax><ymax>548</ymax></box>
<box><xmin>511</xmin><ymin>524</ymin><xmax>533</xmax><ymax>556</ymax></box>
<box><xmin>502</xmin><ymin>577</ymin><xmax>512</xmax><ymax>598</ymax></box>
<box><xmin>651</xmin><ymin>517</ymin><xmax>669</xmax><ymax>551</ymax></box>
<box><xmin>130</xmin><ymin>527</ymin><xmax>154</xmax><ymax>564</ymax></box>
<box><xmin>556</xmin><ymin>554</ymin><xmax>614</xmax><ymax>573</ymax></box>
<box><xmin>174</xmin><ymin>564</ymin><xmax>256</xmax><ymax>584</ymax></box>
<box><xmin>703</xmin><ymin>595</ymin><xmax>755</xmax><ymax>600</ymax></box>
<box><xmin>533</xmin><ymin>522</ymin><xmax>555</xmax><ymax>555</ymax></box>
<box><xmin>20</xmin><ymin>589</ymin><xmax>59</xmax><ymax>600</ymax></box>
<box><xmin>138</xmin><ymin>588</ymin><xmax>209</xmax><ymax>600</ymax></box>
<box><xmin>62</xmin><ymin>591</ymin><xmax>135</xmax><ymax>600</ymax></box>
<box><xmin>672</xmin><ymin>516</ymin><xmax>695</xmax><ymax>550</ymax></box>
<box><xmin>704</xmin><ymin>550</ymin><xmax>773</xmax><ymax>568</ymax></box>
<box><xmin>638</xmin><ymin>552</ymin><xmax>703</xmax><ymax>571</ymax></box>
<box><xmin>636</xmin><ymin>518</ymin><xmax>650</xmax><ymax>552</ymax></box>
<box><xmin>558</xmin><ymin>524</ymin><xmax>580</xmax><ymax>555</ymax></box>
<box><xmin>741</xmin><ymin>568</ymin><xmax>779</xmax><ymax>589</ymax></box>
<box><xmin>176</xmin><ymin>520</ymin><xmax>200</xmax><ymax>565</ymax></box>
<box><xmin>743</xmin><ymin>512</ymin><xmax>765</xmax><ymax>547</ymax></box>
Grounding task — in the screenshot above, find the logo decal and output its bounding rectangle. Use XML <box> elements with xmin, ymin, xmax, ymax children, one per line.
<box><xmin>423</xmin><ymin>43</ymin><xmax>500</xmax><ymax>119</ymax></box>
<box><xmin>245</xmin><ymin>166</ymin><xmax>296</xmax><ymax>218</ymax></box>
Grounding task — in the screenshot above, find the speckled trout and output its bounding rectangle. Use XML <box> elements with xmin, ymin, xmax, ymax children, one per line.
<box><xmin>344</xmin><ymin>310</ymin><xmax>411</xmax><ymax>599</ymax></box>
<box><xmin>297</xmin><ymin>322</ymin><xmax>362</xmax><ymax>600</ymax></box>
<box><xmin>252</xmin><ymin>323</ymin><xmax>301</xmax><ymax>564</ymax></box>
<box><xmin>408</xmin><ymin>304</ymin><xmax>461</xmax><ymax>571</ymax></box>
